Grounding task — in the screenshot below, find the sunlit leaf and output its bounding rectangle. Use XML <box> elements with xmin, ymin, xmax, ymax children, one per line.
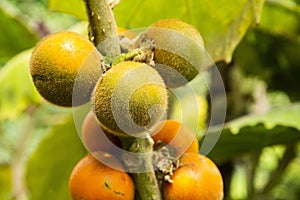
<box><xmin>26</xmin><ymin>116</ymin><xmax>86</xmax><ymax>200</ymax></box>
<box><xmin>0</xmin><ymin>49</ymin><xmax>41</xmax><ymax>121</ymax></box>
<box><xmin>260</xmin><ymin>0</ymin><xmax>300</xmax><ymax>38</ymax></box>
<box><xmin>48</xmin><ymin>0</ymin><xmax>86</xmax><ymax>20</ymax></box>
<box><xmin>67</xmin><ymin>21</ymin><xmax>89</xmax><ymax>36</ymax></box>
<box><xmin>49</xmin><ymin>0</ymin><xmax>265</xmax><ymax>62</ymax></box>
<box><xmin>114</xmin><ymin>0</ymin><xmax>265</xmax><ymax>62</ymax></box>
<box><xmin>205</xmin><ymin>103</ymin><xmax>300</xmax><ymax>163</ymax></box>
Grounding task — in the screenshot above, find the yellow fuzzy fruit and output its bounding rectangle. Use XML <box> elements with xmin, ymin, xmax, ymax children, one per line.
<box><xmin>92</xmin><ymin>61</ymin><xmax>168</xmax><ymax>136</ymax></box>
<box><xmin>150</xmin><ymin>19</ymin><xmax>204</xmax><ymax>44</ymax></box>
<box><xmin>30</xmin><ymin>31</ymin><xmax>102</xmax><ymax>107</ymax></box>
<box><xmin>146</xmin><ymin>19</ymin><xmax>205</xmax><ymax>88</ymax></box>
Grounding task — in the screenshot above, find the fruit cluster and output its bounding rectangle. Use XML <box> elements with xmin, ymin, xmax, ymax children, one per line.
<box><xmin>29</xmin><ymin>18</ymin><xmax>223</xmax><ymax>200</ymax></box>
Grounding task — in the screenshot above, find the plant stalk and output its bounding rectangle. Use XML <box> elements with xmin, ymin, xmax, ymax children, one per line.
<box><xmin>121</xmin><ymin>136</ymin><xmax>163</xmax><ymax>200</ymax></box>
<box><xmin>83</xmin><ymin>0</ymin><xmax>121</xmax><ymax>62</ymax></box>
<box><xmin>83</xmin><ymin>1</ymin><xmax>162</xmax><ymax>199</ymax></box>
<box><xmin>261</xmin><ymin>144</ymin><xmax>296</xmax><ymax>194</ymax></box>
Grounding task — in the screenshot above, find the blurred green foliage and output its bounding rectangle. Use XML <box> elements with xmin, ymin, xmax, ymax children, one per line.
<box><xmin>26</xmin><ymin>116</ymin><xmax>86</xmax><ymax>200</ymax></box>
<box><xmin>0</xmin><ymin>0</ymin><xmax>300</xmax><ymax>199</ymax></box>
<box><xmin>0</xmin><ymin>8</ymin><xmax>38</xmax><ymax>65</ymax></box>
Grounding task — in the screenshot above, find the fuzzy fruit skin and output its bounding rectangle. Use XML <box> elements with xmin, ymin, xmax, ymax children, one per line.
<box><xmin>118</xmin><ymin>27</ymin><xmax>136</xmax><ymax>53</ymax></box>
<box><xmin>30</xmin><ymin>31</ymin><xmax>102</xmax><ymax>107</ymax></box>
<box><xmin>118</xmin><ymin>27</ymin><xmax>136</xmax><ymax>40</ymax></box>
<box><xmin>81</xmin><ymin>111</ymin><xmax>122</xmax><ymax>154</ymax></box>
<box><xmin>146</xmin><ymin>19</ymin><xmax>204</xmax><ymax>88</ymax></box>
<box><xmin>150</xmin><ymin>19</ymin><xmax>204</xmax><ymax>44</ymax></box>
<box><xmin>152</xmin><ymin>120</ymin><xmax>198</xmax><ymax>158</ymax></box>
<box><xmin>69</xmin><ymin>154</ymin><xmax>134</xmax><ymax>200</ymax></box>
<box><xmin>92</xmin><ymin>61</ymin><xmax>168</xmax><ymax>137</ymax></box>
<box><xmin>163</xmin><ymin>153</ymin><xmax>224</xmax><ymax>200</ymax></box>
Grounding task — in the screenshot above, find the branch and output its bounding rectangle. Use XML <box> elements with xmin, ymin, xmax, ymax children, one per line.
<box><xmin>12</xmin><ymin>108</ymin><xmax>37</xmax><ymax>200</ymax></box>
<box><xmin>122</xmin><ymin>137</ymin><xmax>162</xmax><ymax>200</ymax></box>
<box><xmin>83</xmin><ymin>0</ymin><xmax>121</xmax><ymax>62</ymax></box>
<box><xmin>261</xmin><ymin>144</ymin><xmax>296</xmax><ymax>194</ymax></box>
<box><xmin>245</xmin><ymin>154</ymin><xmax>260</xmax><ymax>199</ymax></box>
<box><xmin>83</xmin><ymin>1</ymin><xmax>162</xmax><ymax>199</ymax></box>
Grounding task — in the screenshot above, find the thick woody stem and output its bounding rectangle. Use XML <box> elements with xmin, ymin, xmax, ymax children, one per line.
<box><xmin>122</xmin><ymin>136</ymin><xmax>163</xmax><ymax>200</ymax></box>
<box><xmin>83</xmin><ymin>0</ymin><xmax>121</xmax><ymax>62</ymax></box>
<box><xmin>83</xmin><ymin>1</ymin><xmax>162</xmax><ymax>199</ymax></box>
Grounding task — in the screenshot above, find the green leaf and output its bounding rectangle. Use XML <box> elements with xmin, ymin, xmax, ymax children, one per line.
<box><xmin>205</xmin><ymin>103</ymin><xmax>300</xmax><ymax>163</ymax></box>
<box><xmin>25</xmin><ymin>116</ymin><xmax>86</xmax><ymax>200</ymax></box>
<box><xmin>49</xmin><ymin>0</ymin><xmax>265</xmax><ymax>62</ymax></box>
<box><xmin>114</xmin><ymin>0</ymin><xmax>265</xmax><ymax>62</ymax></box>
<box><xmin>0</xmin><ymin>165</ymin><xmax>12</xmax><ymax>200</ymax></box>
<box><xmin>48</xmin><ymin>0</ymin><xmax>86</xmax><ymax>20</ymax></box>
<box><xmin>0</xmin><ymin>7</ymin><xmax>38</xmax><ymax>63</ymax></box>
<box><xmin>0</xmin><ymin>49</ymin><xmax>41</xmax><ymax>121</ymax></box>
<box><xmin>228</xmin><ymin>104</ymin><xmax>300</xmax><ymax>132</ymax></box>
<box><xmin>260</xmin><ymin>0</ymin><xmax>300</xmax><ymax>39</ymax></box>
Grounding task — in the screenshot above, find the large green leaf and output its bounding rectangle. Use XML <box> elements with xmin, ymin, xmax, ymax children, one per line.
<box><xmin>48</xmin><ymin>0</ymin><xmax>86</xmax><ymax>20</ymax></box>
<box><xmin>25</xmin><ymin>116</ymin><xmax>86</xmax><ymax>200</ymax></box>
<box><xmin>114</xmin><ymin>0</ymin><xmax>265</xmax><ymax>62</ymax></box>
<box><xmin>49</xmin><ymin>0</ymin><xmax>265</xmax><ymax>62</ymax></box>
<box><xmin>0</xmin><ymin>7</ymin><xmax>38</xmax><ymax>64</ymax></box>
<box><xmin>260</xmin><ymin>0</ymin><xmax>300</xmax><ymax>39</ymax></box>
<box><xmin>0</xmin><ymin>49</ymin><xmax>41</xmax><ymax>121</ymax></box>
<box><xmin>205</xmin><ymin>103</ymin><xmax>300</xmax><ymax>163</ymax></box>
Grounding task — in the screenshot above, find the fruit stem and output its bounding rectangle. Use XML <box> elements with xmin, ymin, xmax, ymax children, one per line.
<box><xmin>121</xmin><ymin>136</ymin><xmax>163</xmax><ymax>200</ymax></box>
<box><xmin>83</xmin><ymin>0</ymin><xmax>121</xmax><ymax>62</ymax></box>
<box><xmin>83</xmin><ymin>0</ymin><xmax>162</xmax><ymax>199</ymax></box>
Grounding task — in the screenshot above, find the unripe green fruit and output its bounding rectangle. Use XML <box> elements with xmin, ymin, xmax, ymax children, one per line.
<box><xmin>30</xmin><ymin>31</ymin><xmax>102</xmax><ymax>107</ymax></box>
<box><xmin>92</xmin><ymin>61</ymin><xmax>168</xmax><ymax>137</ymax></box>
<box><xmin>146</xmin><ymin>19</ymin><xmax>205</xmax><ymax>88</ymax></box>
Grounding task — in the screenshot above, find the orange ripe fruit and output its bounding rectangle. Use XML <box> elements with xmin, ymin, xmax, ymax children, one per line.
<box><xmin>69</xmin><ymin>154</ymin><xmax>134</xmax><ymax>200</ymax></box>
<box><xmin>163</xmin><ymin>153</ymin><xmax>224</xmax><ymax>200</ymax></box>
<box><xmin>151</xmin><ymin>120</ymin><xmax>199</xmax><ymax>157</ymax></box>
<box><xmin>81</xmin><ymin>111</ymin><xmax>122</xmax><ymax>155</ymax></box>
